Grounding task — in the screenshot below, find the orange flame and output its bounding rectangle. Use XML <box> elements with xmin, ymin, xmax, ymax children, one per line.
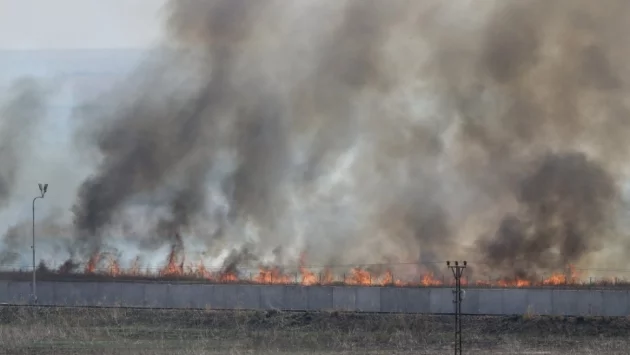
<box><xmin>321</xmin><ymin>268</ymin><xmax>333</xmax><ymax>285</ymax></box>
<box><xmin>129</xmin><ymin>257</ymin><xmax>141</xmax><ymax>276</ymax></box>
<box><xmin>420</xmin><ymin>273</ymin><xmax>442</xmax><ymax>286</ymax></box>
<box><xmin>254</xmin><ymin>266</ymin><xmax>293</xmax><ymax>284</ymax></box>
<box><xmin>299</xmin><ymin>254</ymin><xmax>318</xmax><ymax>285</ymax></box>
<box><xmin>159</xmin><ymin>244</ymin><xmax>185</xmax><ymax>277</ymax></box>
<box><xmin>485</xmin><ymin>266</ymin><xmax>581</xmax><ymax>288</ymax></box>
<box><xmin>85</xmin><ymin>253</ymin><xmax>100</xmax><ymax>274</ymax></box>
<box><xmin>217</xmin><ymin>271</ymin><xmax>238</xmax><ymax>283</ymax></box>
<box><xmin>106</xmin><ymin>256</ymin><xmax>120</xmax><ymax>277</ymax></box>
<box><xmin>347</xmin><ymin>267</ymin><xmax>371</xmax><ymax>285</ymax></box>
<box><xmin>62</xmin><ymin>250</ymin><xmax>604</xmax><ymax>289</ymax></box>
<box><xmin>381</xmin><ymin>269</ymin><xmax>405</xmax><ymax>286</ymax></box>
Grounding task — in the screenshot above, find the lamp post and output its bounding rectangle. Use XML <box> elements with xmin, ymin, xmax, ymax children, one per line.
<box><xmin>31</xmin><ymin>183</ymin><xmax>47</xmax><ymax>304</ymax></box>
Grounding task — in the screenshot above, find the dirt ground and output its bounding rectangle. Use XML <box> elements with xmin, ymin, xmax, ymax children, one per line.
<box><xmin>0</xmin><ymin>306</ymin><xmax>628</xmax><ymax>354</ymax></box>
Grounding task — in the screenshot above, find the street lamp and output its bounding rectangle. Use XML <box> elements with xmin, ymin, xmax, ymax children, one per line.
<box><xmin>31</xmin><ymin>183</ymin><xmax>47</xmax><ymax>304</ymax></box>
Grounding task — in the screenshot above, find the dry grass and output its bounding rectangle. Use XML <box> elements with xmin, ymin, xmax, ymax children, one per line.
<box><xmin>0</xmin><ymin>307</ymin><xmax>628</xmax><ymax>354</ymax></box>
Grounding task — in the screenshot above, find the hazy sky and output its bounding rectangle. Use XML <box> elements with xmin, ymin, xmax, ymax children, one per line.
<box><xmin>0</xmin><ymin>0</ymin><xmax>166</xmax><ymax>49</ymax></box>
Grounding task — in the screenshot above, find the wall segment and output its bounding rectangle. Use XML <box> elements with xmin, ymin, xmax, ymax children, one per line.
<box><xmin>0</xmin><ymin>280</ymin><xmax>628</xmax><ymax>317</ymax></box>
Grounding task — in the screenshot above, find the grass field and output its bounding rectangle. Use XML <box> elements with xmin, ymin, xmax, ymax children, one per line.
<box><xmin>0</xmin><ymin>307</ymin><xmax>629</xmax><ymax>354</ymax></box>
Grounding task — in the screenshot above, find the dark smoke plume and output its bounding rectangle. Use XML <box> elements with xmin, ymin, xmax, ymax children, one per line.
<box><xmin>434</xmin><ymin>0</ymin><xmax>630</xmax><ymax>274</ymax></box>
<box><xmin>72</xmin><ymin>0</ymin><xmax>269</xmax><ymax>254</ymax></box>
<box><xmin>480</xmin><ymin>152</ymin><xmax>619</xmax><ymax>279</ymax></box>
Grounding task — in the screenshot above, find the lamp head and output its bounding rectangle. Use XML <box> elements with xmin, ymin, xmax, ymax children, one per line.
<box><xmin>455</xmin><ymin>261</ymin><xmax>459</xmax><ymax>266</ymax></box>
<box><xmin>463</xmin><ymin>260</ymin><xmax>467</xmax><ymax>267</ymax></box>
<box><xmin>38</xmin><ymin>183</ymin><xmax>48</xmax><ymax>197</ymax></box>
<box><xmin>446</xmin><ymin>261</ymin><xmax>450</xmax><ymax>267</ymax></box>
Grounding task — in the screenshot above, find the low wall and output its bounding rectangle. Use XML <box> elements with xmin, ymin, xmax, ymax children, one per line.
<box><xmin>0</xmin><ymin>281</ymin><xmax>628</xmax><ymax>316</ymax></box>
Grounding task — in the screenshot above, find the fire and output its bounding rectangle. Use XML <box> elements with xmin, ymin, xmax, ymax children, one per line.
<box><xmin>129</xmin><ymin>257</ymin><xmax>141</xmax><ymax>276</ymax></box>
<box><xmin>347</xmin><ymin>267</ymin><xmax>372</xmax><ymax>285</ymax></box>
<box><xmin>321</xmin><ymin>268</ymin><xmax>333</xmax><ymax>284</ymax></box>
<box><xmin>196</xmin><ymin>261</ymin><xmax>211</xmax><ymax>279</ymax></box>
<box><xmin>496</xmin><ymin>279</ymin><xmax>531</xmax><ymax>288</ymax></box>
<box><xmin>72</xmin><ymin>260</ymin><xmax>592</xmax><ymax>287</ymax></box>
<box><xmin>543</xmin><ymin>265</ymin><xmax>581</xmax><ymax>285</ymax></box>
<box><xmin>160</xmin><ymin>247</ymin><xmax>184</xmax><ymax>277</ymax></box>
<box><xmin>106</xmin><ymin>256</ymin><xmax>120</xmax><ymax>277</ymax></box>
<box><xmin>85</xmin><ymin>253</ymin><xmax>100</xmax><ymax>274</ymax></box>
<box><xmin>420</xmin><ymin>273</ymin><xmax>442</xmax><ymax>286</ymax></box>
<box><xmin>299</xmin><ymin>253</ymin><xmax>318</xmax><ymax>286</ymax></box>
<box><xmin>488</xmin><ymin>266</ymin><xmax>581</xmax><ymax>288</ymax></box>
<box><xmin>381</xmin><ymin>269</ymin><xmax>394</xmax><ymax>286</ymax></box>
<box><xmin>380</xmin><ymin>269</ymin><xmax>405</xmax><ymax>286</ymax></box>
<box><xmin>47</xmin><ymin>248</ymin><xmax>608</xmax><ymax>288</ymax></box>
<box><xmin>217</xmin><ymin>271</ymin><xmax>238</xmax><ymax>283</ymax></box>
<box><xmin>254</xmin><ymin>267</ymin><xmax>293</xmax><ymax>284</ymax></box>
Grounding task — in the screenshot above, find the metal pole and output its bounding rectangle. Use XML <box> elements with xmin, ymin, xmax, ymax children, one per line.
<box><xmin>460</xmin><ymin>272</ymin><xmax>464</xmax><ymax>353</ymax></box>
<box><xmin>32</xmin><ymin>196</ymin><xmax>40</xmax><ymax>304</ymax></box>
<box><xmin>31</xmin><ymin>183</ymin><xmax>47</xmax><ymax>305</ymax></box>
<box><xmin>447</xmin><ymin>260</ymin><xmax>467</xmax><ymax>355</ymax></box>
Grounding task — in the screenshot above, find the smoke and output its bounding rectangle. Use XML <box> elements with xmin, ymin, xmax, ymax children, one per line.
<box><xmin>0</xmin><ymin>78</ymin><xmax>53</xmax><ymax>267</ymax></box>
<box><xmin>429</xmin><ymin>0</ymin><xmax>630</xmax><ymax>275</ymax></box>
<box><xmin>0</xmin><ymin>79</ymin><xmax>48</xmax><ymax>207</ymax></box>
<box><xmin>0</xmin><ymin>211</ymin><xmax>72</xmax><ymax>267</ymax></box>
<box><xmin>1</xmin><ymin>0</ymin><xmax>629</xmax><ymax>279</ymax></box>
<box><xmin>480</xmin><ymin>152</ymin><xmax>620</xmax><ymax>279</ymax></box>
<box><xmin>0</xmin><ymin>224</ymin><xmax>22</xmax><ymax>265</ymax></box>
<box><xmin>71</xmin><ymin>0</ymin><xmax>276</xmax><ymax>256</ymax></box>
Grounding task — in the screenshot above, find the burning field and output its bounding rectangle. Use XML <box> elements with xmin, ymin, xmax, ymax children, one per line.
<box><xmin>3</xmin><ymin>247</ymin><xmax>625</xmax><ymax>289</ymax></box>
<box><xmin>2</xmin><ymin>0</ymin><xmax>630</xmax><ymax>289</ymax></box>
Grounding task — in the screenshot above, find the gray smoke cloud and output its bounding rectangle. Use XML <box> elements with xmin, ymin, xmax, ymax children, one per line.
<box><xmin>2</xmin><ymin>0</ymin><xmax>630</xmax><ymax>279</ymax></box>
<box><xmin>0</xmin><ymin>78</ymin><xmax>52</xmax><ymax>266</ymax></box>
<box><xmin>0</xmin><ymin>79</ymin><xmax>48</xmax><ymax>207</ymax></box>
<box><xmin>425</xmin><ymin>0</ymin><xmax>630</xmax><ymax>277</ymax></box>
<box><xmin>0</xmin><ymin>212</ymin><xmax>71</xmax><ymax>267</ymax></box>
<box><xmin>479</xmin><ymin>152</ymin><xmax>620</xmax><ymax>280</ymax></box>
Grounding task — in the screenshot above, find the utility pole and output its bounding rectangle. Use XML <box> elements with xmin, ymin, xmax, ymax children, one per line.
<box><xmin>31</xmin><ymin>183</ymin><xmax>48</xmax><ymax>304</ymax></box>
<box><xmin>447</xmin><ymin>260</ymin><xmax>467</xmax><ymax>355</ymax></box>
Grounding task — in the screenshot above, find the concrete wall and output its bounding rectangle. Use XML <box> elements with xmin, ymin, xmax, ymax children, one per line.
<box><xmin>0</xmin><ymin>280</ymin><xmax>628</xmax><ymax>317</ymax></box>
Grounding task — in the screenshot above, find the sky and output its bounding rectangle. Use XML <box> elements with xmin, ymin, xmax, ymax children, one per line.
<box><xmin>0</xmin><ymin>0</ymin><xmax>167</xmax><ymax>100</ymax></box>
<box><xmin>0</xmin><ymin>0</ymin><xmax>166</xmax><ymax>50</ymax></box>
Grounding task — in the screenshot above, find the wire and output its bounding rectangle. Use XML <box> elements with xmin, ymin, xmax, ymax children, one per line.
<box><xmin>4</xmin><ymin>260</ymin><xmax>630</xmax><ymax>275</ymax></box>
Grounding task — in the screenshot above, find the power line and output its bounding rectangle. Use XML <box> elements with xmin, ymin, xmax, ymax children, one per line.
<box><xmin>4</xmin><ymin>260</ymin><xmax>630</xmax><ymax>273</ymax></box>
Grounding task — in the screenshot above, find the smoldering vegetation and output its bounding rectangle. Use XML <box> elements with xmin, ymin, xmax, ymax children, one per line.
<box><xmin>1</xmin><ymin>0</ymin><xmax>630</xmax><ymax>282</ymax></box>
